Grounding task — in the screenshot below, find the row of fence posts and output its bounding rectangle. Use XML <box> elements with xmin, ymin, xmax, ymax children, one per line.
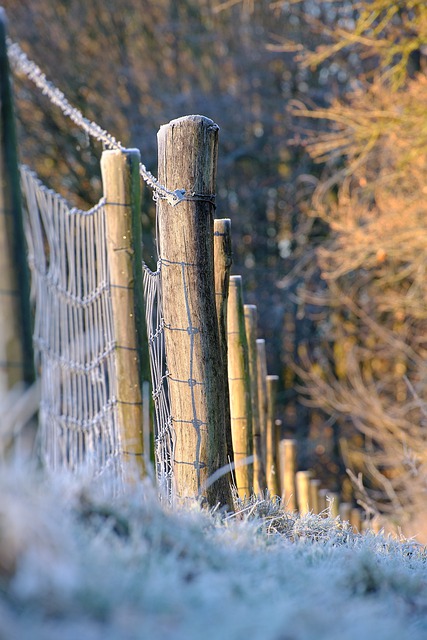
<box><xmin>1</xmin><ymin>101</ymin><xmax>374</xmax><ymax>529</ymax></box>
<box><xmin>0</xmin><ymin>29</ymin><xmax>378</xmax><ymax>530</ymax></box>
<box><xmin>151</xmin><ymin>115</ymin><xmax>383</xmax><ymax>532</ymax></box>
<box><xmin>147</xmin><ymin>115</ymin><xmax>379</xmax><ymax>532</ymax></box>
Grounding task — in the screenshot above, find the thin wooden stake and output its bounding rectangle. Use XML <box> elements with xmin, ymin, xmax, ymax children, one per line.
<box><xmin>265</xmin><ymin>374</ymin><xmax>280</xmax><ymax>496</ymax></box>
<box><xmin>256</xmin><ymin>339</ymin><xmax>268</xmax><ymax>474</ymax></box>
<box><xmin>213</xmin><ymin>218</ymin><xmax>234</xmax><ymax>468</ymax></box>
<box><xmin>227</xmin><ymin>275</ymin><xmax>253</xmax><ymax>498</ymax></box>
<box><xmin>279</xmin><ymin>438</ymin><xmax>297</xmax><ymax>511</ymax></box>
<box><xmin>296</xmin><ymin>470</ymin><xmax>312</xmax><ymax>515</ymax></box>
<box><xmin>350</xmin><ymin>507</ymin><xmax>361</xmax><ymax>533</ymax></box>
<box><xmin>244</xmin><ymin>305</ymin><xmax>265</xmax><ymax>494</ymax></box>
<box><xmin>310</xmin><ymin>478</ymin><xmax>321</xmax><ymax>514</ymax></box>
<box><xmin>101</xmin><ymin>149</ymin><xmax>145</xmax><ymax>480</ymax></box>
<box><xmin>326</xmin><ymin>491</ymin><xmax>340</xmax><ymax>518</ymax></box>
<box><xmin>318</xmin><ymin>488</ymin><xmax>329</xmax><ymax>514</ymax></box>
<box><xmin>157</xmin><ymin>115</ymin><xmax>232</xmax><ymax>507</ymax></box>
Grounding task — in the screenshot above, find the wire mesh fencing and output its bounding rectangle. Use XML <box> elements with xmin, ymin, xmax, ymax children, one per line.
<box><xmin>5</xmin><ymin>28</ymin><xmax>232</xmax><ymax>504</ymax></box>
<box><xmin>20</xmin><ymin>163</ymin><xmax>173</xmax><ymax>493</ymax></box>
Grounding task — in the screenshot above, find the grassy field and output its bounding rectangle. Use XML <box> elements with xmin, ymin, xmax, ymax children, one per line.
<box><xmin>0</xmin><ymin>464</ymin><xmax>426</xmax><ymax>640</ymax></box>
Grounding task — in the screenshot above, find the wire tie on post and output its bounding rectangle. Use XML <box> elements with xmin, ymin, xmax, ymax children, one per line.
<box><xmin>166</xmin><ymin>189</ymin><xmax>186</xmax><ymax>206</ymax></box>
<box><xmin>160</xmin><ymin>190</ymin><xmax>216</xmax><ymax>208</ymax></box>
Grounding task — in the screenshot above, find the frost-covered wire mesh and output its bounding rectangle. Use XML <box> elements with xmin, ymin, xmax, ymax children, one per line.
<box><xmin>21</xmin><ymin>167</ymin><xmax>121</xmax><ymax>479</ymax></box>
<box><xmin>20</xmin><ymin>166</ymin><xmax>173</xmax><ymax>490</ymax></box>
<box><xmin>143</xmin><ymin>264</ymin><xmax>173</xmax><ymax>494</ymax></box>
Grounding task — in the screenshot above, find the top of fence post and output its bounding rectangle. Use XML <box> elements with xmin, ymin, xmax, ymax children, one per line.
<box><xmin>157</xmin><ymin>114</ymin><xmax>233</xmax><ymax>508</ymax></box>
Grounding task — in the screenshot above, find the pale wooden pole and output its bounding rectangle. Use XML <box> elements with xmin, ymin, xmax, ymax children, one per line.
<box><xmin>370</xmin><ymin>516</ymin><xmax>383</xmax><ymax>534</ymax></box>
<box><xmin>244</xmin><ymin>304</ymin><xmax>265</xmax><ymax>494</ymax></box>
<box><xmin>318</xmin><ymin>488</ymin><xmax>329</xmax><ymax>513</ymax></box>
<box><xmin>227</xmin><ymin>275</ymin><xmax>253</xmax><ymax>498</ymax></box>
<box><xmin>327</xmin><ymin>491</ymin><xmax>340</xmax><ymax>518</ymax></box>
<box><xmin>310</xmin><ymin>478</ymin><xmax>321</xmax><ymax>514</ymax></box>
<box><xmin>213</xmin><ymin>218</ymin><xmax>234</xmax><ymax>467</ymax></box>
<box><xmin>265</xmin><ymin>374</ymin><xmax>280</xmax><ymax>496</ymax></box>
<box><xmin>101</xmin><ymin>149</ymin><xmax>145</xmax><ymax>480</ymax></box>
<box><xmin>256</xmin><ymin>338</ymin><xmax>268</xmax><ymax>473</ymax></box>
<box><xmin>0</xmin><ymin>10</ymin><xmax>34</xmax><ymax>393</ymax></box>
<box><xmin>296</xmin><ymin>470</ymin><xmax>312</xmax><ymax>515</ymax></box>
<box><xmin>350</xmin><ymin>507</ymin><xmax>362</xmax><ymax>533</ymax></box>
<box><xmin>157</xmin><ymin>115</ymin><xmax>232</xmax><ymax>507</ymax></box>
<box><xmin>279</xmin><ymin>438</ymin><xmax>297</xmax><ymax>511</ymax></box>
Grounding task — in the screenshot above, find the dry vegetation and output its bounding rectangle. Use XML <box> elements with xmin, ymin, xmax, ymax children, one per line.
<box><xmin>286</xmin><ymin>1</ymin><xmax>427</xmax><ymax>531</ymax></box>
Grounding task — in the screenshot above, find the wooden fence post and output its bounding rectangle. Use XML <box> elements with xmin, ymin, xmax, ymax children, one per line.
<box><xmin>0</xmin><ymin>9</ymin><xmax>34</xmax><ymax>393</ymax></box>
<box><xmin>157</xmin><ymin>115</ymin><xmax>232</xmax><ymax>507</ymax></box>
<box><xmin>326</xmin><ymin>491</ymin><xmax>340</xmax><ymax>518</ymax></box>
<box><xmin>256</xmin><ymin>338</ymin><xmax>268</xmax><ymax>473</ymax></box>
<box><xmin>310</xmin><ymin>478</ymin><xmax>321</xmax><ymax>514</ymax></box>
<box><xmin>319</xmin><ymin>488</ymin><xmax>329</xmax><ymax>513</ymax></box>
<box><xmin>101</xmin><ymin>149</ymin><xmax>146</xmax><ymax>481</ymax></box>
<box><xmin>296</xmin><ymin>470</ymin><xmax>312</xmax><ymax>515</ymax></box>
<box><xmin>279</xmin><ymin>438</ymin><xmax>297</xmax><ymax>510</ymax></box>
<box><xmin>244</xmin><ymin>304</ymin><xmax>265</xmax><ymax>494</ymax></box>
<box><xmin>227</xmin><ymin>275</ymin><xmax>253</xmax><ymax>498</ymax></box>
<box><xmin>213</xmin><ymin>218</ymin><xmax>234</xmax><ymax>467</ymax></box>
<box><xmin>265</xmin><ymin>374</ymin><xmax>280</xmax><ymax>496</ymax></box>
<box><xmin>350</xmin><ymin>507</ymin><xmax>361</xmax><ymax>533</ymax></box>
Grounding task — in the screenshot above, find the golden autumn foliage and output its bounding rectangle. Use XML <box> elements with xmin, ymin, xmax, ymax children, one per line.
<box><xmin>288</xmin><ymin>0</ymin><xmax>427</xmax><ymax>529</ymax></box>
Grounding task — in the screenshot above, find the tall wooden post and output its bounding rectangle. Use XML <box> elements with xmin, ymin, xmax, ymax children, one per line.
<box><xmin>256</xmin><ymin>338</ymin><xmax>268</xmax><ymax>472</ymax></box>
<box><xmin>101</xmin><ymin>149</ymin><xmax>146</xmax><ymax>480</ymax></box>
<box><xmin>157</xmin><ymin>115</ymin><xmax>232</xmax><ymax>507</ymax></box>
<box><xmin>213</xmin><ymin>218</ymin><xmax>234</xmax><ymax>467</ymax></box>
<box><xmin>265</xmin><ymin>374</ymin><xmax>280</xmax><ymax>496</ymax></box>
<box><xmin>0</xmin><ymin>9</ymin><xmax>34</xmax><ymax>393</ymax></box>
<box><xmin>227</xmin><ymin>275</ymin><xmax>253</xmax><ymax>498</ymax></box>
<box><xmin>279</xmin><ymin>438</ymin><xmax>297</xmax><ymax>510</ymax></box>
<box><xmin>244</xmin><ymin>304</ymin><xmax>265</xmax><ymax>494</ymax></box>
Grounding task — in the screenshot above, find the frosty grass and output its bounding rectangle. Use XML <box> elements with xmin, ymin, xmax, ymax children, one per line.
<box><xmin>0</xmin><ymin>465</ymin><xmax>426</xmax><ymax>640</ymax></box>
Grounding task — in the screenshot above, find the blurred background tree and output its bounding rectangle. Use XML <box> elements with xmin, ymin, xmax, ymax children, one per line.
<box><xmin>280</xmin><ymin>0</ymin><xmax>427</xmax><ymax>532</ymax></box>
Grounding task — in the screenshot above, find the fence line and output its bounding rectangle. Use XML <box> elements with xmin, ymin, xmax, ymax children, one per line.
<box><xmin>2</xmin><ymin>20</ymin><xmax>374</xmax><ymax>523</ymax></box>
<box><xmin>19</xmin><ymin>150</ymin><xmax>368</xmax><ymax>516</ymax></box>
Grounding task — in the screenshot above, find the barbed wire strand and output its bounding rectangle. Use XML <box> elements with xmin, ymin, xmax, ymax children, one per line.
<box><xmin>6</xmin><ymin>38</ymin><xmax>188</xmax><ymax>206</ymax></box>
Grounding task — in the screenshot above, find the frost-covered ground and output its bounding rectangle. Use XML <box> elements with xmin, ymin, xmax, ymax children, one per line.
<box><xmin>1</xmin><ymin>464</ymin><xmax>427</xmax><ymax>640</ymax></box>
